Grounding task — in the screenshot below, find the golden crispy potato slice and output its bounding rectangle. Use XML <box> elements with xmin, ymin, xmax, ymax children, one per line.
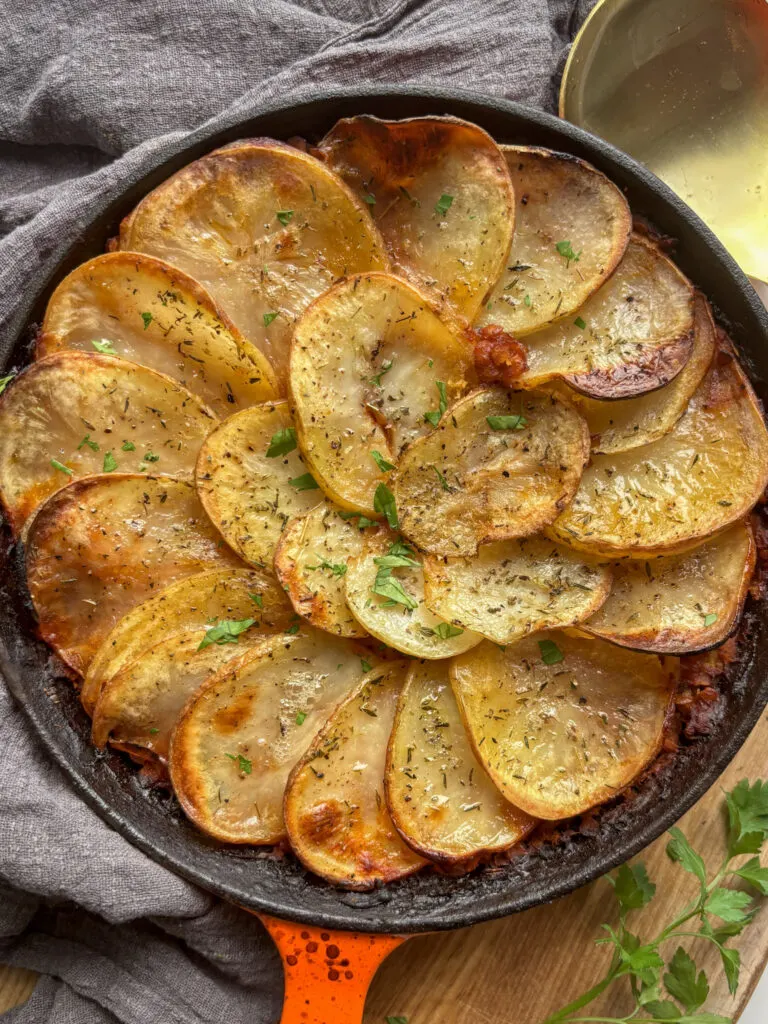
<box><xmin>564</xmin><ymin>293</ymin><xmax>716</xmax><ymax>454</ymax></box>
<box><xmin>423</xmin><ymin>537</ymin><xmax>611</xmax><ymax>645</ymax></box>
<box><xmin>170</xmin><ymin>630</ymin><xmax>369</xmax><ymax>844</ymax></box>
<box><xmin>196</xmin><ymin>401</ymin><xmax>321</xmax><ymax>566</ymax></box>
<box><xmin>550</xmin><ymin>351</ymin><xmax>768</xmax><ymax>557</ymax></box>
<box><xmin>394</xmin><ymin>387</ymin><xmax>589</xmax><ymax>557</ymax></box>
<box><xmin>120</xmin><ymin>139</ymin><xmax>388</xmax><ymax>383</ymax></box>
<box><xmin>450</xmin><ymin>634</ymin><xmax>674</xmax><ymax>819</ymax></box>
<box><xmin>82</xmin><ymin>566</ymin><xmax>292</xmax><ymax>716</ymax></box>
<box><xmin>0</xmin><ymin>352</ymin><xmax>216</xmax><ymax>534</ymax></box>
<box><xmin>25</xmin><ymin>476</ymin><xmax>241</xmax><ymax>676</ymax></box>
<box><xmin>37</xmin><ymin>252</ymin><xmax>277</xmax><ymax>416</ymax></box>
<box><xmin>514</xmin><ymin>235</ymin><xmax>695</xmax><ymax>399</ymax></box>
<box><xmin>284</xmin><ymin>662</ymin><xmax>427</xmax><ymax>888</ymax></box>
<box><xmin>317</xmin><ymin>116</ymin><xmax>514</xmax><ymax>322</ymax></box>
<box><xmin>289</xmin><ymin>273</ymin><xmax>475</xmax><ymax>515</ymax></box>
<box><xmin>385</xmin><ymin>660</ymin><xmax>535</xmax><ymax>865</ymax></box>
<box><xmin>274</xmin><ymin>500</ymin><xmax>369</xmax><ymax>638</ymax></box>
<box><xmin>476</xmin><ymin>146</ymin><xmax>631</xmax><ymax>335</ymax></box>
<box><xmin>582</xmin><ymin>521</ymin><xmax>755</xmax><ymax>654</ymax></box>
<box><xmin>344</xmin><ymin>529</ymin><xmax>483</xmax><ymax>659</ymax></box>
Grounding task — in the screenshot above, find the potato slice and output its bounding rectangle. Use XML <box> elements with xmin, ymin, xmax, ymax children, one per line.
<box><xmin>196</xmin><ymin>400</ymin><xmax>321</xmax><ymax>566</ymax></box>
<box><xmin>120</xmin><ymin>139</ymin><xmax>388</xmax><ymax>383</ymax></box>
<box><xmin>37</xmin><ymin>252</ymin><xmax>277</xmax><ymax>416</ymax></box>
<box><xmin>0</xmin><ymin>352</ymin><xmax>217</xmax><ymax>534</ymax></box>
<box><xmin>423</xmin><ymin>537</ymin><xmax>611</xmax><ymax>645</ymax></box>
<box><xmin>344</xmin><ymin>529</ymin><xmax>483</xmax><ymax>659</ymax></box>
<box><xmin>274</xmin><ymin>501</ymin><xmax>368</xmax><ymax>638</ymax></box>
<box><xmin>564</xmin><ymin>293</ymin><xmax>716</xmax><ymax>454</ymax></box>
<box><xmin>317</xmin><ymin>116</ymin><xmax>514</xmax><ymax>322</ymax></box>
<box><xmin>82</xmin><ymin>566</ymin><xmax>292</xmax><ymax>716</ymax></box>
<box><xmin>513</xmin><ymin>235</ymin><xmax>695</xmax><ymax>399</ymax></box>
<box><xmin>394</xmin><ymin>387</ymin><xmax>589</xmax><ymax>557</ymax></box>
<box><xmin>582</xmin><ymin>521</ymin><xmax>755</xmax><ymax>654</ymax></box>
<box><xmin>385</xmin><ymin>660</ymin><xmax>535</xmax><ymax>865</ymax></box>
<box><xmin>284</xmin><ymin>662</ymin><xmax>426</xmax><ymax>888</ymax></box>
<box><xmin>550</xmin><ymin>351</ymin><xmax>768</xmax><ymax>557</ymax></box>
<box><xmin>450</xmin><ymin>635</ymin><xmax>673</xmax><ymax>819</ymax></box>
<box><xmin>289</xmin><ymin>273</ymin><xmax>475</xmax><ymax>515</ymax></box>
<box><xmin>25</xmin><ymin>476</ymin><xmax>241</xmax><ymax>676</ymax></box>
<box><xmin>476</xmin><ymin>146</ymin><xmax>631</xmax><ymax>335</ymax></box>
<box><xmin>169</xmin><ymin>630</ymin><xmax>369</xmax><ymax>844</ymax></box>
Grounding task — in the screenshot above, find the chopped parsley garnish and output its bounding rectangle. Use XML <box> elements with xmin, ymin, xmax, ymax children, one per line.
<box><xmin>50</xmin><ymin>459</ymin><xmax>73</xmax><ymax>477</ymax></box>
<box><xmin>225</xmin><ymin>752</ymin><xmax>252</xmax><ymax>775</ymax></box>
<box><xmin>121</xmin><ymin>440</ymin><xmax>136</xmax><ymax>451</ymax></box>
<box><xmin>574</xmin><ymin>316</ymin><xmax>587</xmax><ymax>329</ymax></box>
<box><xmin>487</xmin><ymin>414</ymin><xmax>527</xmax><ymax>431</ymax></box>
<box><xmin>424</xmin><ymin>380</ymin><xmax>448</xmax><ymax>427</ymax></box>
<box><xmin>288</xmin><ymin>472</ymin><xmax>320</xmax><ymax>491</ymax></box>
<box><xmin>370</xmin><ymin>358</ymin><xmax>393</xmax><ymax>387</ymax></box>
<box><xmin>91</xmin><ymin>338</ymin><xmax>117</xmax><ymax>354</ymax></box>
<box><xmin>432</xmin><ymin>465</ymin><xmax>450</xmax><ymax>491</ymax></box>
<box><xmin>102</xmin><ymin>451</ymin><xmax>118</xmax><ymax>473</ymax></box>
<box><xmin>363</xmin><ymin>193</ymin><xmax>376</xmax><ymax>205</ymax></box>
<box><xmin>77</xmin><ymin>434</ymin><xmax>99</xmax><ymax>452</ymax></box>
<box><xmin>295</xmin><ymin>711</ymin><xmax>307</xmax><ymax>726</ymax></box>
<box><xmin>198</xmin><ymin>617</ymin><xmax>256</xmax><ymax>650</ymax></box>
<box><xmin>435</xmin><ymin>193</ymin><xmax>454</xmax><ymax>216</ymax></box>
<box><xmin>276</xmin><ymin>210</ymin><xmax>294</xmax><ymax>226</ymax></box>
<box><xmin>361</xmin><ymin>658</ymin><xmax>372</xmax><ymax>672</ymax></box>
<box><xmin>524</xmin><ymin>294</ymin><xmax>532</xmax><ymax>308</ymax></box>
<box><xmin>703</xmin><ymin>613</ymin><xmax>718</xmax><ymax>627</ymax></box>
<box><xmin>386</xmin><ymin>1015</ymin><xmax>409</xmax><ymax>1023</ymax></box>
<box><xmin>372</xmin><ymin>573</ymin><xmax>418</xmax><ymax>610</ymax></box>
<box><xmin>373</xmin><ymin>483</ymin><xmax>398</xmax><ymax>529</ymax></box>
<box><xmin>263</xmin><ymin>311</ymin><xmax>279</xmax><ymax>327</ymax></box>
<box><xmin>555</xmin><ymin>240</ymin><xmax>581</xmax><ymax>267</ymax></box>
<box><xmin>425</xmin><ymin>623</ymin><xmax>464</xmax><ymax>640</ymax></box>
<box><xmin>285</xmin><ymin>621</ymin><xmax>301</xmax><ymax>635</ymax></box>
<box><xmin>538</xmin><ymin>638</ymin><xmax>564</xmax><ymax>665</ymax></box>
<box><xmin>140</xmin><ymin>312</ymin><xmax>153</xmax><ymax>330</ymax></box>
<box><xmin>266</xmin><ymin>426</ymin><xmax>297</xmax><ymax>458</ymax></box>
<box><xmin>338</xmin><ymin>510</ymin><xmax>376</xmax><ymax>529</ymax></box>
<box><xmin>307</xmin><ymin>555</ymin><xmax>347</xmax><ymax>577</ymax></box>
<box><xmin>372</xmin><ymin>450</ymin><xmax>396</xmax><ymax>473</ymax></box>
<box><xmin>143</xmin><ymin>451</ymin><xmax>160</xmax><ymax>463</ymax></box>
<box><xmin>249</xmin><ymin>593</ymin><xmax>263</xmax><ymax>608</ymax></box>
<box><xmin>0</xmin><ymin>373</ymin><xmax>16</xmax><ymax>395</ymax></box>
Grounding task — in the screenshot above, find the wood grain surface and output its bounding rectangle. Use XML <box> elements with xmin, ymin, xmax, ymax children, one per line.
<box><xmin>1</xmin><ymin>711</ymin><xmax>766</xmax><ymax>1022</ymax></box>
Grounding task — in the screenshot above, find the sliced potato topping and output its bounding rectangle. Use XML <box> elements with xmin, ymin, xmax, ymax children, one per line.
<box><xmin>37</xmin><ymin>252</ymin><xmax>277</xmax><ymax>416</ymax></box>
<box><xmin>344</xmin><ymin>529</ymin><xmax>483</xmax><ymax>659</ymax></box>
<box><xmin>477</xmin><ymin>146</ymin><xmax>631</xmax><ymax>335</ymax></box>
<box><xmin>0</xmin><ymin>352</ymin><xmax>217</xmax><ymax>534</ymax></box>
<box><xmin>82</xmin><ymin>566</ymin><xmax>292</xmax><ymax>716</ymax></box>
<box><xmin>386</xmin><ymin>660</ymin><xmax>535</xmax><ymax>864</ymax></box>
<box><xmin>583</xmin><ymin>521</ymin><xmax>755</xmax><ymax>654</ymax></box>
<box><xmin>274</xmin><ymin>500</ymin><xmax>369</xmax><ymax>638</ymax></box>
<box><xmin>25</xmin><ymin>476</ymin><xmax>242</xmax><ymax>676</ymax></box>
<box><xmin>451</xmin><ymin>635</ymin><xmax>674</xmax><ymax>819</ymax></box>
<box><xmin>550</xmin><ymin>351</ymin><xmax>768</xmax><ymax>557</ymax></box>
<box><xmin>289</xmin><ymin>273</ymin><xmax>475</xmax><ymax>515</ymax></box>
<box><xmin>284</xmin><ymin>662</ymin><xmax>427</xmax><ymax>888</ymax></box>
<box><xmin>423</xmin><ymin>537</ymin><xmax>611</xmax><ymax>645</ymax></box>
<box><xmin>515</xmin><ymin>235</ymin><xmax>694</xmax><ymax>399</ymax></box>
<box><xmin>394</xmin><ymin>387</ymin><xmax>589</xmax><ymax>557</ymax></box>
<box><xmin>196</xmin><ymin>401</ymin><xmax>321</xmax><ymax>566</ymax></box>
<box><xmin>317</xmin><ymin>115</ymin><xmax>514</xmax><ymax>322</ymax></box>
<box><xmin>564</xmin><ymin>293</ymin><xmax>716</xmax><ymax>454</ymax></box>
<box><xmin>120</xmin><ymin>139</ymin><xmax>388</xmax><ymax>383</ymax></box>
<box><xmin>170</xmin><ymin>630</ymin><xmax>368</xmax><ymax>844</ymax></box>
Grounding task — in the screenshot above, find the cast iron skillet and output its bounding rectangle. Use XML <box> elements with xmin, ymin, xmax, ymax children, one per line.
<box><xmin>2</xmin><ymin>86</ymin><xmax>767</xmax><ymax>935</ymax></box>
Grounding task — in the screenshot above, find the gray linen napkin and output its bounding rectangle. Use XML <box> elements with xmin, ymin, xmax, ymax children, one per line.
<box><xmin>0</xmin><ymin>2</ymin><xmax>594</xmax><ymax>1020</ymax></box>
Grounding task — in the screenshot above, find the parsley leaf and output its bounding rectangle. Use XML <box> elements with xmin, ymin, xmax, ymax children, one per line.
<box><xmin>121</xmin><ymin>440</ymin><xmax>136</xmax><ymax>451</ymax></box>
<box><xmin>703</xmin><ymin>612</ymin><xmax>718</xmax><ymax>627</ymax></box>
<box><xmin>372</xmin><ymin>450</ymin><xmax>396</xmax><ymax>472</ymax></box>
<box><xmin>524</xmin><ymin>293</ymin><xmax>532</xmax><ymax>307</ymax></box>
<box><xmin>338</xmin><ymin>510</ymin><xmax>376</xmax><ymax>529</ymax></box>
<box><xmin>435</xmin><ymin>193</ymin><xmax>454</xmax><ymax>216</ymax></box>
<box><xmin>249</xmin><ymin>593</ymin><xmax>263</xmax><ymax>609</ymax></box>
<box><xmin>363</xmin><ymin>193</ymin><xmax>376</xmax><ymax>205</ymax></box>
<box><xmin>705</xmin><ymin>887</ymin><xmax>752</xmax><ymax>923</ymax></box>
<box><xmin>141</xmin><ymin>312</ymin><xmax>153</xmax><ymax>330</ymax></box>
<box><xmin>370</xmin><ymin>358</ymin><xmax>393</xmax><ymax>387</ymax></box>
<box><xmin>424</xmin><ymin>380</ymin><xmax>448</xmax><ymax>427</ymax></box>
<box><xmin>143</xmin><ymin>451</ymin><xmax>160</xmax><ymax>463</ymax></box>
<box><xmin>373</xmin><ymin>483</ymin><xmax>399</xmax><ymax>529</ymax></box>
<box><xmin>432</xmin><ymin>464</ymin><xmax>450</xmax><ymax>491</ymax></box>
<box><xmin>538</xmin><ymin>638</ymin><xmax>563</xmax><ymax>665</ymax></box>
<box><xmin>77</xmin><ymin>434</ymin><xmax>99</xmax><ymax>452</ymax></box>
<box><xmin>225</xmin><ymin>752</ymin><xmax>252</xmax><ymax>775</ymax></box>
<box><xmin>295</xmin><ymin>711</ymin><xmax>307</xmax><ymax>725</ymax></box>
<box><xmin>430</xmin><ymin>622</ymin><xmax>464</xmax><ymax>639</ymax></box>
<box><xmin>288</xmin><ymin>472</ymin><xmax>320</xmax><ymax>491</ymax></box>
<box><xmin>574</xmin><ymin>316</ymin><xmax>587</xmax><ymax>330</ymax></box>
<box><xmin>555</xmin><ymin>240</ymin><xmax>581</xmax><ymax>267</ymax></box>
<box><xmin>102</xmin><ymin>451</ymin><xmax>118</xmax><ymax>473</ymax></box>
<box><xmin>307</xmin><ymin>555</ymin><xmax>347</xmax><ymax>577</ymax></box>
<box><xmin>276</xmin><ymin>210</ymin><xmax>294</xmax><ymax>226</ymax></box>
<box><xmin>487</xmin><ymin>414</ymin><xmax>527</xmax><ymax>431</ymax></box>
<box><xmin>667</xmin><ymin>827</ymin><xmax>707</xmax><ymax>885</ymax></box>
<box><xmin>664</xmin><ymin>947</ymin><xmax>709</xmax><ymax>1012</ymax></box>
<box><xmin>726</xmin><ymin>779</ymin><xmax>768</xmax><ymax>855</ymax></box>
<box><xmin>610</xmin><ymin>862</ymin><xmax>656</xmax><ymax>913</ymax></box>
<box><xmin>285</xmin><ymin>621</ymin><xmax>301</xmax><ymax>635</ymax></box>
<box><xmin>732</xmin><ymin>855</ymin><xmax>768</xmax><ymax>895</ymax></box>
<box><xmin>50</xmin><ymin>458</ymin><xmax>73</xmax><ymax>476</ymax></box>
<box><xmin>266</xmin><ymin>426</ymin><xmax>297</xmax><ymax>458</ymax></box>
<box><xmin>386</xmin><ymin>1018</ymin><xmax>409</xmax><ymax>1024</ymax></box>
<box><xmin>361</xmin><ymin>658</ymin><xmax>372</xmax><ymax>672</ymax></box>
<box><xmin>0</xmin><ymin>372</ymin><xmax>16</xmax><ymax>394</ymax></box>
<box><xmin>372</xmin><ymin>573</ymin><xmax>418</xmax><ymax>610</ymax></box>
<box><xmin>263</xmin><ymin>311</ymin><xmax>279</xmax><ymax>327</ymax></box>
<box><xmin>198</xmin><ymin>617</ymin><xmax>256</xmax><ymax>650</ymax></box>
<box><xmin>92</xmin><ymin>338</ymin><xmax>117</xmax><ymax>354</ymax></box>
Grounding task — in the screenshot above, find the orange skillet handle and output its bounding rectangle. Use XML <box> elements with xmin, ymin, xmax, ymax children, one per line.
<box><xmin>259</xmin><ymin>913</ymin><xmax>407</xmax><ymax>1024</ymax></box>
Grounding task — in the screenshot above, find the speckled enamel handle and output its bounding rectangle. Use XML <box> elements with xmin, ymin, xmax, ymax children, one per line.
<box><xmin>259</xmin><ymin>913</ymin><xmax>406</xmax><ymax>1024</ymax></box>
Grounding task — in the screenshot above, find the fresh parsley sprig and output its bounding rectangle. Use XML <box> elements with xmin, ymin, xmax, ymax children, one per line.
<box><xmin>541</xmin><ymin>779</ymin><xmax>768</xmax><ymax>1024</ymax></box>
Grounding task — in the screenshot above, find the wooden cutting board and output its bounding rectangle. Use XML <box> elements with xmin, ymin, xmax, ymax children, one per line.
<box><xmin>1</xmin><ymin>710</ymin><xmax>766</xmax><ymax>1022</ymax></box>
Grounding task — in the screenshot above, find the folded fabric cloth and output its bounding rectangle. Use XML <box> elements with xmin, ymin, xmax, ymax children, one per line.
<box><xmin>0</xmin><ymin>2</ymin><xmax>594</xmax><ymax>1020</ymax></box>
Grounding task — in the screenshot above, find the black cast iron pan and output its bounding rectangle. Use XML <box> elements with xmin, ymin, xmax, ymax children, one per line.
<box><xmin>2</xmin><ymin>88</ymin><xmax>767</xmax><ymax>953</ymax></box>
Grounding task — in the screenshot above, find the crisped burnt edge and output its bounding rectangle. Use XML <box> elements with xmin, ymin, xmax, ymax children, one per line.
<box><xmin>565</xmin><ymin>329</ymin><xmax>695</xmax><ymax>400</ymax></box>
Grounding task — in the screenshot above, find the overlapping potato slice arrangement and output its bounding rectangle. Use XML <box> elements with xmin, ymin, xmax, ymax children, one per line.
<box><xmin>583</xmin><ymin>521</ymin><xmax>755</xmax><ymax>654</ymax></box>
<box><xmin>25</xmin><ymin>476</ymin><xmax>241</xmax><ymax>675</ymax></box>
<box><xmin>386</xmin><ymin>660</ymin><xmax>535</xmax><ymax>864</ymax></box>
<box><xmin>423</xmin><ymin>537</ymin><xmax>612</xmax><ymax>645</ymax></box>
<box><xmin>513</xmin><ymin>235</ymin><xmax>694</xmax><ymax>399</ymax></box>
<box><xmin>563</xmin><ymin>293</ymin><xmax>716</xmax><ymax>454</ymax></box>
<box><xmin>170</xmin><ymin>630</ymin><xmax>370</xmax><ymax>844</ymax></box>
<box><xmin>317</xmin><ymin>116</ymin><xmax>514</xmax><ymax>322</ymax></box>
<box><xmin>285</xmin><ymin>662</ymin><xmax>427</xmax><ymax>888</ymax></box>
<box><xmin>451</xmin><ymin>635</ymin><xmax>674</xmax><ymax>819</ymax></box>
<box><xmin>344</xmin><ymin>530</ymin><xmax>483</xmax><ymax>658</ymax></box>
<box><xmin>394</xmin><ymin>387</ymin><xmax>589</xmax><ymax>556</ymax></box>
<box><xmin>120</xmin><ymin>139</ymin><xmax>388</xmax><ymax>382</ymax></box>
<box><xmin>289</xmin><ymin>273</ymin><xmax>475</xmax><ymax>514</ymax></box>
<box><xmin>274</xmin><ymin>500</ymin><xmax>369</xmax><ymax>638</ymax></box>
<box><xmin>551</xmin><ymin>350</ymin><xmax>768</xmax><ymax>556</ymax></box>
<box><xmin>0</xmin><ymin>352</ymin><xmax>216</xmax><ymax>534</ymax></box>
<box><xmin>37</xmin><ymin>252</ymin><xmax>277</xmax><ymax>415</ymax></box>
<box><xmin>82</xmin><ymin>566</ymin><xmax>292</xmax><ymax>715</ymax></box>
<box><xmin>196</xmin><ymin>400</ymin><xmax>320</xmax><ymax>566</ymax></box>
<box><xmin>477</xmin><ymin>146</ymin><xmax>631</xmax><ymax>335</ymax></box>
